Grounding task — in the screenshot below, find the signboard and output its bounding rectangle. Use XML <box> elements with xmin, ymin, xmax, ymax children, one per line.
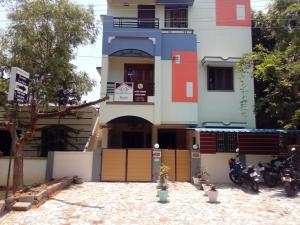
<box><xmin>114</xmin><ymin>82</ymin><xmax>133</xmax><ymax>102</ymax></box>
<box><xmin>153</xmin><ymin>151</ymin><xmax>161</xmax><ymax>158</ymax></box>
<box><xmin>191</xmin><ymin>152</ymin><xmax>200</xmax><ymax>159</ymax></box>
<box><xmin>134</xmin><ymin>83</ymin><xmax>147</xmax><ymax>102</ymax></box>
<box><xmin>8</xmin><ymin>67</ymin><xmax>30</xmax><ymax>104</ymax></box>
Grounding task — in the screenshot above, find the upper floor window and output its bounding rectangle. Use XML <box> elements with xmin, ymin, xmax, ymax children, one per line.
<box><xmin>165</xmin><ymin>5</ymin><xmax>188</xmax><ymax>28</ymax></box>
<box><xmin>208</xmin><ymin>67</ymin><xmax>234</xmax><ymax>91</ymax></box>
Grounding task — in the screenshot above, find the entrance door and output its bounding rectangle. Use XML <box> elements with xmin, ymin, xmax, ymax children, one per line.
<box><xmin>0</xmin><ymin>130</ymin><xmax>12</xmax><ymax>156</ymax></box>
<box><xmin>124</xmin><ymin>64</ymin><xmax>154</xmax><ymax>96</ymax></box>
<box><xmin>138</xmin><ymin>5</ymin><xmax>155</xmax><ymax>28</ymax></box>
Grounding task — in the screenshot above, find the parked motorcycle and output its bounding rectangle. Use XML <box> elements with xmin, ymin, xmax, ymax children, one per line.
<box><xmin>258</xmin><ymin>156</ymin><xmax>289</xmax><ymax>187</ymax></box>
<box><xmin>229</xmin><ymin>148</ymin><xmax>260</xmax><ymax>192</ymax></box>
<box><xmin>281</xmin><ymin>148</ymin><xmax>300</xmax><ymax>197</ymax></box>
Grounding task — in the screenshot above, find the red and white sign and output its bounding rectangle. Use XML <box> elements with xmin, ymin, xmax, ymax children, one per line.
<box><xmin>191</xmin><ymin>152</ymin><xmax>200</xmax><ymax>159</ymax></box>
<box><xmin>114</xmin><ymin>82</ymin><xmax>133</xmax><ymax>102</ymax></box>
<box><xmin>134</xmin><ymin>83</ymin><xmax>147</xmax><ymax>102</ymax></box>
<box><xmin>153</xmin><ymin>151</ymin><xmax>161</xmax><ymax>158</ymax></box>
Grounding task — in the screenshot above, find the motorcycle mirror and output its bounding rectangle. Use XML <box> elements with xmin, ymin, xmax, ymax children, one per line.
<box><xmin>236</xmin><ymin>148</ymin><xmax>240</xmax><ymax>153</ymax></box>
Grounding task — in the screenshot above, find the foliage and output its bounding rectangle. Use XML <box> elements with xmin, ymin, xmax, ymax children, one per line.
<box><xmin>158</xmin><ymin>164</ymin><xmax>169</xmax><ymax>190</ymax></box>
<box><xmin>0</xmin><ymin>0</ymin><xmax>98</xmax><ymax>106</ymax></box>
<box><xmin>194</xmin><ymin>167</ymin><xmax>209</xmax><ymax>180</ymax></box>
<box><xmin>0</xmin><ymin>0</ymin><xmax>105</xmax><ymax>192</ymax></box>
<box><xmin>237</xmin><ymin>0</ymin><xmax>300</xmax><ymax>129</ymax></box>
<box><xmin>209</xmin><ymin>185</ymin><xmax>217</xmax><ymax>191</ymax></box>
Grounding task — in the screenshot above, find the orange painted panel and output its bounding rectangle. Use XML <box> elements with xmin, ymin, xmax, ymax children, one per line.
<box><xmin>172</xmin><ymin>52</ymin><xmax>198</xmax><ymax>102</ymax></box>
<box><xmin>101</xmin><ymin>149</ymin><xmax>126</xmax><ymax>181</ymax></box>
<box><xmin>127</xmin><ymin>149</ymin><xmax>152</xmax><ymax>181</ymax></box>
<box><xmin>216</xmin><ymin>0</ymin><xmax>251</xmax><ymax>27</ymax></box>
<box><xmin>161</xmin><ymin>149</ymin><xmax>176</xmax><ymax>181</ymax></box>
<box><xmin>176</xmin><ymin>150</ymin><xmax>191</xmax><ymax>181</ymax></box>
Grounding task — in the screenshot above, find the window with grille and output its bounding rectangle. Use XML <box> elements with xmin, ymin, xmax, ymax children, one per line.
<box><xmin>216</xmin><ymin>132</ymin><xmax>238</xmax><ymax>152</ymax></box>
<box><xmin>208</xmin><ymin>67</ymin><xmax>234</xmax><ymax>91</ymax></box>
<box><xmin>165</xmin><ymin>5</ymin><xmax>188</xmax><ymax>28</ymax></box>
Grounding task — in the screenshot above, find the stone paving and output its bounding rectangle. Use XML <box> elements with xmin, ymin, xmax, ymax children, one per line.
<box><xmin>0</xmin><ymin>182</ymin><xmax>299</xmax><ymax>225</ymax></box>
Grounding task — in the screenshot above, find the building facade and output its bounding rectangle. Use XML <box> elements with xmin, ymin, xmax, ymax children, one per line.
<box><xmin>100</xmin><ymin>0</ymin><xmax>254</xmax><ymax>148</ymax></box>
<box><xmin>99</xmin><ymin>0</ymin><xmax>261</xmax><ymax>182</ymax></box>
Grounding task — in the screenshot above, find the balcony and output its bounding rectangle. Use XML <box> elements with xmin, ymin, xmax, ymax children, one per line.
<box><xmin>113</xmin><ymin>17</ymin><xmax>159</xmax><ymax>29</ymax></box>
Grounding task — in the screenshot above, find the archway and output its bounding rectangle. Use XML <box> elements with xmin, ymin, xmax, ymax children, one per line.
<box><xmin>107</xmin><ymin>116</ymin><xmax>152</xmax><ymax>148</ymax></box>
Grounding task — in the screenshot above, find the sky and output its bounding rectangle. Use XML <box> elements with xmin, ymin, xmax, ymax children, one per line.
<box><xmin>0</xmin><ymin>0</ymin><xmax>272</xmax><ymax>102</ymax></box>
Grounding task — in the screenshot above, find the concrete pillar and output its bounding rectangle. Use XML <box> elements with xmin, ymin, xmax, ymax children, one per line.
<box><xmin>45</xmin><ymin>151</ymin><xmax>54</xmax><ymax>182</ymax></box>
<box><xmin>154</xmin><ymin>56</ymin><xmax>162</xmax><ymax>125</ymax></box>
<box><xmin>92</xmin><ymin>148</ymin><xmax>101</xmax><ymax>182</ymax></box>
<box><xmin>152</xmin><ymin>147</ymin><xmax>161</xmax><ymax>182</ymax></box>
<box><xmin>152</xmin><ymin>126</ymin><xmax>158</xmax><ymax>147</ymax></box>
<box><xmin>102</xmin><ymin>128</ymin><xmax>108</xmax><ymax>148</ymax></box>
<box><xmin>191</xmin><ymin>147</ymin><xmax>201</xmax><ymax>179</ymax></box>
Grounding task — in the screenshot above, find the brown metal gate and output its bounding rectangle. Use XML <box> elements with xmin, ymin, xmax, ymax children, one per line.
<box><xmin>161</xmin><ymin>149</ymin><xmax>191</xmax><ymax>181</ymax></box>
<box><xmin>101</xmin><ymin>148</ymin><xmax>152</xmax><ymax>182</ymax></box>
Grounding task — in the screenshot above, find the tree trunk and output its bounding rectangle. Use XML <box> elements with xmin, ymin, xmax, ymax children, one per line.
<box><xmin>13</xmin><ymin>144</ymin><xmax>24</xmax><ymax>192</ymax></box>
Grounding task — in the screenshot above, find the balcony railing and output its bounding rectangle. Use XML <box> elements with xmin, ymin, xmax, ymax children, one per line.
<box><xmin>113</xmin><ymin>17</ymin><xmax>159</xmax><ymax>29</ymax></box>
<box><xmin>161</xmin><ymin>28</ymin><xmax>194</xmax><ymax>34</ymax></box>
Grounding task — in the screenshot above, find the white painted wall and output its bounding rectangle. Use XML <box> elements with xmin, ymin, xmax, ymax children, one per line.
<box><xmin>161</xmin><ymin>61</ymin><xmax>198</xmax><ymax>125</ymax></box>
<box><xmin>190</xmin><ymin>0</ymin><xmax>255</xmax><ymax>128</ymax></box>
<box><xmin>245</xmin><ymin>155</ymin><xmax>275</xmax><ymax>169</ymax></box>
<box><xmin>52</xmin><ymin>152</ymin><xmax>93</xmax><ymax>181</ymax></box>
<box><xmin>0</xmin><ymin>158</ymin><xmax>47</xmax><ymax>186</ymax></box>
<box><xmin>200</xmin><ymin>153</ymin><xmax>235</xmax><ymax>183</ymax></box>
<box><xmin>100</xmin><ymin>103</ymin><xmax>155</xmax><ymax>124</ymax></box>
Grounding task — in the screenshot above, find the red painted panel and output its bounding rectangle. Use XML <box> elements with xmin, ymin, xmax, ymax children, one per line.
<box><xmin>172</xmin><ymin>52</ymin><xmax>198</xmax><ymax>102</ymax></box>
<box><xmin>216</xmin><ymin>0</ymin><xmax>251</xmax><ymax>27</ymax></box>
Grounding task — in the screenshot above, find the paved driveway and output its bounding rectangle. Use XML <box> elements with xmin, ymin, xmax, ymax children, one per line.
<box><xmin>1</xmin><ymin>182</ymin><xmax>300</xmax><ymax>225</ymax></box>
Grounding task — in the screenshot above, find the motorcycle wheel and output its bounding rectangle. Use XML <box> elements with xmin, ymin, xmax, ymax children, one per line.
<box><xmin>229</xmin><ymin>172</ymin><xmax>242</xmax><ymax>185</ymax></box>
<box><xmin>285</xmin><ymin>184</ymin><xmax>297</xmax><ymax>197</ymax></box>
<box><xmin>263</xmin><ymin>173</ymin><xmax>278</xmax><ymax>188</ymax></box>
<box><xmin>250</xmin><ymin>181</ymin><xmax>259</xmax><ymax>193</ymax></box>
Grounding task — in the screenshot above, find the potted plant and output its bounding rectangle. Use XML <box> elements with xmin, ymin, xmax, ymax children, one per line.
<box><xmin>207</xmin><ymin>185</ymin><xmax>219</xmax><ymax>203</ymax></box>
<box><xmin>193</xmin><ymin>168</ymin><xmax>209</xmax><ymax>189</ymax></box>
<box><xmin>157</xmin><ymin>164</ymin><xmax>170</xmax><ymax>203</ymax></box>
<box><xmin>203</xmin><ymin>183</ymin><xmax>212</xmax><ymax>196</ymax></box>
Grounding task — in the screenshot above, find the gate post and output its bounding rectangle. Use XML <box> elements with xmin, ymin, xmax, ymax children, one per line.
<box><xmin>152</xmin><ymin>144</ymin><xmax>161</xmax><ymax>182</ymax></box>
<box><xmin>191</xmin><ymin>144</ymin><xmax>201</xmax><ymax>181</ymax></box>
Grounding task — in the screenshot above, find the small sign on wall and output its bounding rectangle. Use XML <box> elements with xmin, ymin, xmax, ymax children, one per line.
<box><xmin>153</xmin><ymin>151</ymin><xmax>161</xmax><ymax>158</ymax></box>
<box><xmin>191</xmin><ymin>152</ymin><xmax>200</xmax><ymax>159</ymax></box>
<box><xmin>114</xmin><ymin>82</ymin><xmax>133</xmax><ymax>102</ymax></box>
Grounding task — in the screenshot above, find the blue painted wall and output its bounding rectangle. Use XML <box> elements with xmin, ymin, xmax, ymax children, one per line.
<box><xmin>161</xmin><ymin>33</ymin><xmax>197</xmax><ymax>60</ymax></box>
<box><xmin>102</xmin><ymin>15</ymin><xmax>197</xmax><ymax>60</ymax></box>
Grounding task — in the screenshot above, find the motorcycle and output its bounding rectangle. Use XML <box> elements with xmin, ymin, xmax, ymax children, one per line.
<box><xmin>258</xmin><ymin>155</ymin><xmax>289</xmax><ymax>187</ymax></box>
<box><xmin>281</xmin><ymin>148</ymin><xmax>300</xmax><ymax>197</ymax></box>
<box><xmin>229</xmin><ymin>148</ymin><xmax>260</xmax><ymax>192</ymax></box>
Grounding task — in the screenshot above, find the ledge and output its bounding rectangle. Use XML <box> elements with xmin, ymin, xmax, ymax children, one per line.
<box><xmin>107</xmin><ymin>102</ymin><xmax>154</xmax><ymax>105</ymax></box>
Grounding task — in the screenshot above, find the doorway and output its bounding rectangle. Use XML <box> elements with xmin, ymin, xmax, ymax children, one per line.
<box><xmin>138</xmin><ymin>5</ymin><xmax>155</xmax><ymax>28</ymax></box>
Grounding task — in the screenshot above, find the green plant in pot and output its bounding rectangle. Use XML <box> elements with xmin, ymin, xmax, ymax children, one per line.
<box><xmin>193</xmin><ymin>168</ymin><xmax>209</xmax><ymax>189</ymax></box>
<box><xmin>157</xmin><ymin>164</ymin><xmax>169</xmax><ymax>203</ymax></box>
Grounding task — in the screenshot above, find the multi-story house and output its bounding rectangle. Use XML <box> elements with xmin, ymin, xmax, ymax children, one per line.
<box><xmin>99</xmin><ymin>0</ymin><xmax>284</xmax><ymax>183</ymax></box>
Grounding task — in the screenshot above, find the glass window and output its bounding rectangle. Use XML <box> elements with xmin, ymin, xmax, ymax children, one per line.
<box><xmin>165</xmin><ymin>5</ymin><xmax>188</xmax><ymax>28</ymax></box>
<box><xmin>208</xmin><ymin>67</ymin><xmax>234</xmax><ymax>91</ymax></box>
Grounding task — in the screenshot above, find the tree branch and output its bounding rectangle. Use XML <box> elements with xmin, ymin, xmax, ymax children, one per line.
<box><xmin>37</xmin><ymin>96</ymin><xmax>109</xmax><ymax>119</ymax></box>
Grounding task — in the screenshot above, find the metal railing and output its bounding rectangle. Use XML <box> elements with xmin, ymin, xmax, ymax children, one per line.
<box><xmin>113</xmin><ymin>17</ymin><xmax>159</xmax><ymax>29</ymax></box>
<box><xmin>161</xmin><ymin>28</ymin><xmax>194</xmax><ymax>34</ymax></box>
